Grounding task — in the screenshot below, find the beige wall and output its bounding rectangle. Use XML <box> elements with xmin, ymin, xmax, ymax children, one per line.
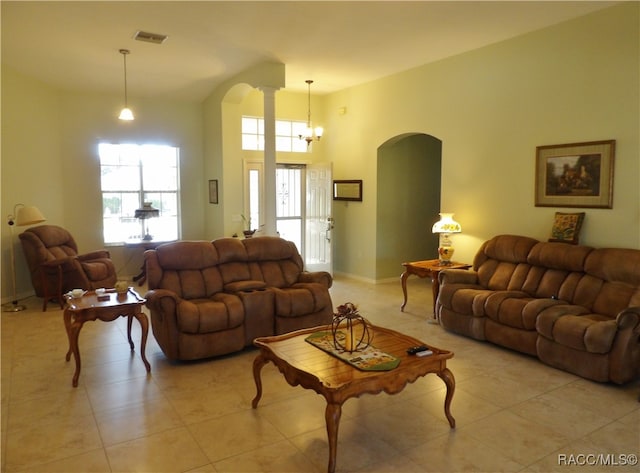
<box><xmin>324</xmin><ymin>3</ymin><xmax>639</xmax><ymax>279</ymax></box>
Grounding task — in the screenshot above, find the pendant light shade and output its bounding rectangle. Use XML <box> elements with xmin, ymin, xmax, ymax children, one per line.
<box><xmin>119</xmin><ymin>107</ymin><xmax>134</xmax><ymax>121</ymax></box>
<box><xmin>118</xmin><ymin>49</ymin><xmax>134</xmax><ymax>121</ymax></box>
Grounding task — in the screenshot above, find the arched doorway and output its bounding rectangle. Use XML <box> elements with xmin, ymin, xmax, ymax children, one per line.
<box><xmin>376</xmin><ymin>133</ymin><xmax>442</xmax><ymax>280</ymax></box>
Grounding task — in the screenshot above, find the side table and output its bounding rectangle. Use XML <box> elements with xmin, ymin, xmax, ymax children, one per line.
<box><xmin>400</xmin><ymin>259</ymin><xmax>471</xmax><ymax>317</ymax></box>
<box><xmin>125</xmin><ymin>239</ymin><xmax>174</xmax><ymax>286</ymax></box>
<box><xmin>63</xmin><ymin>288</ymin><xmax>151</xmax><ymax>387</ymax></box>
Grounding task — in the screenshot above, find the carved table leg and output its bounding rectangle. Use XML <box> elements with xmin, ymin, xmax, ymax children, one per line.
<box><xmin>438</xmin><ymin>367</ymin><xmax>456</xmax><ymax>428</ymax></box>
<box><xmin>251</xmin><ymin>354</ymin><xmax>268</xmax><ymax>408</ymax></box>
<box><xmin>67</xmin><ymin>318</ymin><xmax>84</xmax><ymax>388</ymax></box>
<box><xmin>431</xmin><ymin>275</ymin><xmax>439</xmax><ymax>317</ymax></box>
<box><xmin>63</xmin><ymin>308</ymin><xmax>73</xmax><ymax>362</ymax></box>
<box><xmin>133</xmin><ymin>311</ymin><xmax>151</xmax><ymax>373</ymax></box>
<box><xmin>325</xmin><ymin>402</ymin><xmax>343</xmax><ymax>473</ymax></box>
<box><xmin>127</xmin><ymin>314</ymin><xmax>134</xmax><ymax>350</ymax></box>
<box><xmin>400</xmin><ymin>270</ymin><xmax>410</xmax><ymax>311</ymax></box>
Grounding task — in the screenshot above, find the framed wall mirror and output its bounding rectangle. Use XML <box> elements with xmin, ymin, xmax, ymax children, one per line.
<box><xmin>333</xmin><ymin>180</ymin><xmax>363</xmax><ymax>201</ymax></box>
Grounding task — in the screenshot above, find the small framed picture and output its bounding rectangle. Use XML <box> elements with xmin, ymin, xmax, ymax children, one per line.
<box><xmin>333</xmin><ymin>180</ymin><xmax>363</xmax><ymax>201</ymax></box>
<box><xmin>209</xmin><ymin>179</ymin><xmax>219</xmax><ymax>204</ymax></box>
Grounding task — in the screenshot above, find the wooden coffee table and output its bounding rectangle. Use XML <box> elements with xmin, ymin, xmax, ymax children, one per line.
<box><xmin>63</xmin><ymin>288</ymin><xmax>151</xmax><ymax>387</ymax></box>
<box><xmin>252</xmin><ymin>324</ymin><xmax>455</xmax><ymax>473</ymax></box>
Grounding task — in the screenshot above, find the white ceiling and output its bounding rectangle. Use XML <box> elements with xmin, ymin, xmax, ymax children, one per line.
<box><xmin>2</xmin><ymin>1</ymin><xmax>616</xmax><ymax>101</ymax></box>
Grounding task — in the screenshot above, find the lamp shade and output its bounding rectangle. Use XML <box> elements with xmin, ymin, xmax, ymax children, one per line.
<box><xmin>15</xmin><ymin>205</ymin><xmax>46</xmax><ymax>226</ymax></box>
<box><xmin>432</xmin><ymin>213</ymin><xmax>461</xmax><ymax>234</ymax></box>
<box><xmin>134</xmin><ymin>202</ymin><xmax>159</xmax><ymax>219</ymax></box>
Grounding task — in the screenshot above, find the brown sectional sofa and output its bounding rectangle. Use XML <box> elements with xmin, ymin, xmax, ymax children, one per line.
<box><xmin>436</xmin><ymin>234</ymin><xmax>640</xmax><ymax>384</ymax></box>
<box><xmin>144</xmin><ymin>236</ymin><xmax>333</xmax><ymax>361</ymax></box>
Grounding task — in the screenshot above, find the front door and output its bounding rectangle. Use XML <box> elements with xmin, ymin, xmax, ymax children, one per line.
<box><xmin>305</xmin><ymin>162</ymin><xmax>333</xmax><ymax>273</ymax></box>
<box><xmin>245</xmin><ymin>160</ymin><xmax>333</xmax><ymax>273</ymax></box>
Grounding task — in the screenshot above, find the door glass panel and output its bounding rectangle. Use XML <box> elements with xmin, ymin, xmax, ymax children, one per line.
<box><xmin>276</xmin><ymin>166</ymin><xmax>303</xmax><ymax>252</ymax></box>
<box><xmin>248</xmin><ymin>169</ymin><xmax>261</xmax><ymax>230</ymax></box>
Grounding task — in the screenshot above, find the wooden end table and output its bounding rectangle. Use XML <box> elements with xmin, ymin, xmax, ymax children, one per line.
<box><xmin>125</xmin><ymin>239</ymin><xmax>174</xmax><ymax>286</ymax></box>
<box><xmin>400</xmin><ymin>259</ymin><xmax>471</xmax><ymax>317</ymax></box>
<box><xmin>252</xmin><ymin>324</ymin><xmax>455</xmax><ymax>473</ymax></box>
<box><xmin>63</xmin><ymin>288</ymin><xmax>151</xmax><ymax>387</ymax></box>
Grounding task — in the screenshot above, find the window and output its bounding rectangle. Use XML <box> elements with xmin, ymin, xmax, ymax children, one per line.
<box><xmin>99</xmin><ymin>143</ymin><xmax>180</xmax><ymax>244</ymax></box>
<box><xmin>242</xmin><ymin>116</ymin><xmax>309</xmax><ymax>152</ymax></box>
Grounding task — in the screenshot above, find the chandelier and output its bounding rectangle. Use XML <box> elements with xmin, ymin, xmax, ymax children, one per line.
<box><xmin>299</xmin><ymin>80</ymin><xmax>323</xmax><ymax>146</ymax></box>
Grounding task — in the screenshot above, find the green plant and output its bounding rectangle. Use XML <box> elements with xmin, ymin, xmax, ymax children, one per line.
<box><xmin>241</xmin><ymin>214</ymin><xmax>251</xmax><ymax>230</ymax></box>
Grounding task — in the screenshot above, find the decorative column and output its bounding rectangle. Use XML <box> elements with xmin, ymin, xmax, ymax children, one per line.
<box><xmin>259</xmin><ymin>86</ymin><xmax>278</xmax><ymax>236</ymax></box>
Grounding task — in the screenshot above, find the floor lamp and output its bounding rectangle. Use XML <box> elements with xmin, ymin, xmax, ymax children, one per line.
<box><xmin>2</xmin><ymin>204</ymin><xmax>46</xmax><ymax>312</ymax></box>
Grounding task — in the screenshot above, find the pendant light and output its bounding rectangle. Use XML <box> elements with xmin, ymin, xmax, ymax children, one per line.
<box><xmin>299</xmin><ymin>80</ymin><xmax>323</xmax><ymax>146</ymax></box>
<box><xmin>118</xmin><ymin>49</ymin><xmax>134</xmax><ymax>121</ymax></box>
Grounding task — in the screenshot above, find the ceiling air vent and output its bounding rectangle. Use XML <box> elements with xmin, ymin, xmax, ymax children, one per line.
<box><xmin>134</xmin><ymin>30</ymin><xmax>168</xmax><ymax>44</ymax></box>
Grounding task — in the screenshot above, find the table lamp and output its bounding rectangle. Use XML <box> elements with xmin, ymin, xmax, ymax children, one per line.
<box><xmin>3</xmin><ymin>204</ymin><xmax>46</xmax><ymax>312</ymax></box>
<box><xmin>134</xmin><ymin>202</ymin><xmax>159</xmax><ymax>241</ymax></box>
<box><xmin>432</xmin><ymin>213</ymin><xmax>461</xmax><ymax>265</ymax></box>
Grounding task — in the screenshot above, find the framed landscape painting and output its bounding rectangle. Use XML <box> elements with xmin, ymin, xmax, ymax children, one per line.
<box><xmin>535</xmin><ymin>140</ymin><xmax>615</xmax><ymax>208</ymax></box>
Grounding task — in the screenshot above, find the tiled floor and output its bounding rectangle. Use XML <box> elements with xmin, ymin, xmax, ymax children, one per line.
<box><xmin>1</xmin><ymin>276</ymin><xmax>638</xmax><ymax>472</ymax></box>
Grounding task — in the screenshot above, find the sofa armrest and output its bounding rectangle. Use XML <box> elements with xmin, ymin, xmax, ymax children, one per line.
<box><xmin>298</xmin><ymin>271</ymin><xmax>333</xmax><ymax>288</ymax></box>
<box><xmin>41</xmin><ymin>256</ymin><xmax>83</xmax><ymax>277</ymax></box>
<box><xmin>77</xmin><ymin>250</ymin><xmax>111</xmax><ymax>261</ymax></box>
<box><xmin>145</xmin><ymin>288</ymin><xmax>182</xmax><ymax>312</ymax></box>
<box><xmin>41</xmin><ymin>256</ymin><xmax>75</xmax><ymax>268</ymax></box>
<box><xmin>616</xmin><ymin>307</ymin><xmax>640</xmax><ymax>330</ymax></box>
<box><xmin>439</xmin><ymin>269</ymin><xmax>479</xmax><ymax>286</ymax></box>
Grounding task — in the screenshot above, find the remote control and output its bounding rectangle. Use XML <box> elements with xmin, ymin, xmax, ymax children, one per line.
<box><xmin>416</xmin><ymin>349</ymin><xmax>433</xmax><ymax>357</ymax></box>
<box><xmin>407</xmin><ymin>345</ymin><xmax>429</xmax><ymax>355</ymax></box>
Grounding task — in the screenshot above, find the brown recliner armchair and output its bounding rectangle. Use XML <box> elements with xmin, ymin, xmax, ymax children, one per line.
<box><xmin>19</xmin><ymin>225</ymin><xmax>118</xmax><ymax>311</ymax></box>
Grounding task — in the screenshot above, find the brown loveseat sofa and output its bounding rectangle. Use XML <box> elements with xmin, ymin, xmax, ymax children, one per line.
<box><xmin>144</xmin><ymin>236</ymin><xmax>333</xmax><ymax>361</ymax></box>
<box><xmin>436</xmin><ymin>234</ymin><xmax>640</xmax><ymax>384</ymax></box>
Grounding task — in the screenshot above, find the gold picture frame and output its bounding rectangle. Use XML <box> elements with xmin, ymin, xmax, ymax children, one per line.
<box><xmin>535</xmin><ymin>140</ymin><xmax>615</xmax><ymax>208</ymax></box>
<box><xmin>333</xmin><ymin>180</ymin><xmax>363</xmax><ymax>201</ymax></box>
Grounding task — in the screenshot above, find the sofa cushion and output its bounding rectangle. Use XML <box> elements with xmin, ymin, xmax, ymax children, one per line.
<box><xmin>585</xmin><ymin>248</ymin><xmax>640</xmax><ymax>315</ymax></box>
<box><xmin>438</xmin><ymin>284</ymin><xmax>494</xmax><ymax>317</ymax></box>
<box><xmin>80</xmin><ymin>259</ymin><xmax>113</xmax><ymax>281</ymax></box>
<box><xmin>485</xmin><ymin>292</ymin><xmax>538</xmax><ymax>330</ymax></box>
<box><xmin>271</xmin><ymin>283</ymin><xmax>332</xmax><ymax>317</ymax></box>
<box><xmin>213</xmin><ymin>238</ymin><xmax>248</xmax><ymax>263</ymax></box>
<box><xmin>527</xmin><ymin>241</ymin><xmax>592</xmax><ymax>272</ymax></box>
<box><xmin>244</xmin><ymin>237</ymin><xmax>304</xmax><ymax>287</ymax></box>
<box><xmin>538</xmin><ymin>312</ymin><xmax>617</xmax><ymax>354</ymax></box>
<box><xmin>244</xmin><ymin>236</ymin><xmax>299</xmax><ymax>261</ymax></box>
<box><xmin>251</xmin><ymin>260</ymin><xmax>301</xmax><ymax>288</ymax></box>
<box><xmin>159</xmin><ymin>267</ymin><xmax>225</xmax><ymax>299</ymax></box>
<box><xmin>480</xmin><ymin>234</ymin><xmax>539</xmax><ymax>264</ymax></box>
<box><xmin>156</xmin><ymin>241</ymin><xmax>219</xmax><ymax>269</ymax></box>
<box><xmin>224</xmin><ymin>280</ymin><xmax>267</xmax><ymax>293</ymax></box>
<box><xmin>176</xmin><ymin>293</ymin><xmax>244</xmax><ymax>334</ymax></box>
